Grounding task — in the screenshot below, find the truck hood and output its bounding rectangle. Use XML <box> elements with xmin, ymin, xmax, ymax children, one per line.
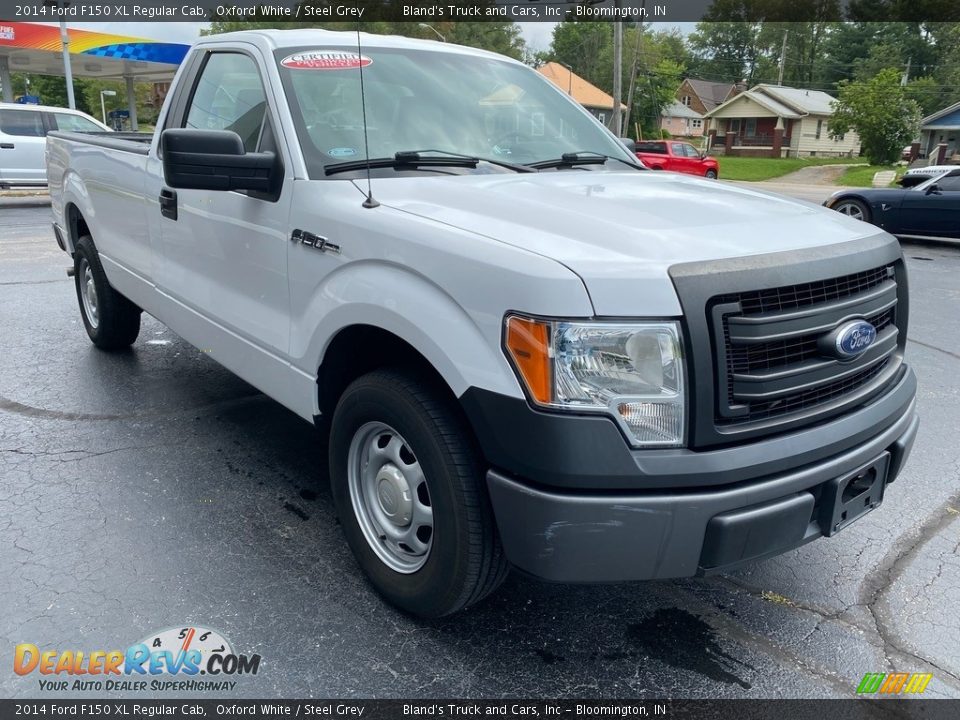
<box><xmin>363</xmin><ymin>170</ymin><xmax>883</xmax><ymax>316</ymax></box>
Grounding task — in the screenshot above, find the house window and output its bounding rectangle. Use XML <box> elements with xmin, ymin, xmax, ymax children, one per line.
<box><xmin>598</xmin><ymin>112</ymin><xmax>606</xmax><ymax>124</ymax></box>
<box><xmin>729</xmin><ymin>119</ymin><xmax>741</xmax><ymax>133</ymax></box>
<box><xmin>682</xmin><ymin>95</ymin><xmax>691</xmax><ymax>106</ymax></box>
<box><xmin>745</xmin><ymin>118</ymin><xmax>757</xmax><ymax>136</ymax></box>
<box><xmin>815</xmin><ymin>119</ymin><xmax>823</xmax><ymax>140</ymax></box>
<box><xmin>692</xmin><ymin>119</ymin><xmax>702</xmax><ymax>129</ymax></box>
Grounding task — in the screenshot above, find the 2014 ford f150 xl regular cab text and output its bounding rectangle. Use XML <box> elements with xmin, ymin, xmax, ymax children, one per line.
<box><xmin>47</xmin><ymin>30</ymin><xmax>918</xmax><ymax>618</ymax></box>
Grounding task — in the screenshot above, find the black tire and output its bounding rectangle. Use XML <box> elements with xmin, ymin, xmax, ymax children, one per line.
<box><xmin>831</xmin><ymin>198</ymin><xmax>872</xmax><ymax>223</ymax></box>
<box><xmin>329</xmin><ymin>368</ymin><xmax>508</xmax><ymax>618</ymax></box>
<box><xmin>74</xmin><ymin>235</ymin><xmax>141</xmax><ymax>350</ymax></box>
<box><xmin>705</xmin><ymin>169</ymin><xmax>718</xmax><ymax>179</ymax></box>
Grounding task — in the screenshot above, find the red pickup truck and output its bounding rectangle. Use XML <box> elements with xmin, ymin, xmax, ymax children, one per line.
<box><xmin>635</xmin><ymin>140</ymin><xmax>719</xmax><ymax>179</ymax></box>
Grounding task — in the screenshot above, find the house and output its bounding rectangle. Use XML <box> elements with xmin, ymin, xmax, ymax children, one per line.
<box><xmin>918</xmin><ymin>101</ymin><xmax>960</xmax><ymax>165</ymax></box>
<box><xmin>660</xmin><ymin>100</ymin><xmax>705</xmax><ymax>137</ymax></box>
<box><xmin>676</xmin><ymin>78</ymin><xmax>740</xmax><ymax>116</ymax></box>
<box><xmin>538</xmin><ymin>62</ymin><xmax>627</xmax><ymax>129</ymax></box>
<box><xmin>703</xmin><ymin>84</ymin><xmax>860</xmax><ymax>158</ymax></box>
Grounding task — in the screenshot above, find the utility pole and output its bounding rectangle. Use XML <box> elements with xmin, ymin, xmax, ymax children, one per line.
<box><xmin>611</xmin><ymin>0</ymin><xmax>623</xmax><ymax>136</ymax></box>
<box><xmin>902</xmin><ymin>57</ymin><xmax>911</xmax><ymax>86</ymax></box>
<box><xmin>624</xmin><ymin>8</ymin><xmax>644</xmax><ymax>140</ymax></box>
<box><xmin>777</xmin><ymin>29</ymin><xmax>789</xmax><ymax>87</ymax></box>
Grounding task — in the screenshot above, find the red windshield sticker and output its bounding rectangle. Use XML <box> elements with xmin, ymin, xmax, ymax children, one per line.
<box><xmin>280</xmin><ymin>51</ymin><xmax>373</xmax><ymax>70</ymax></box>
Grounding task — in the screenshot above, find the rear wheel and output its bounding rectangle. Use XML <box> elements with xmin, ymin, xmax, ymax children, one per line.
<box><xmin>74</xmin><ymin>235</ymin><xmax>141</xmax><ymax>350</ymax></box>
<box><xmin>832</xmin><ymin>198</ymin><xmax>871</xmax><ymax>223</ymax></box>
<box><xmin>329</xmin><ymin>368</ymin><xmax>508</xmax><ymax>618</ymax></box>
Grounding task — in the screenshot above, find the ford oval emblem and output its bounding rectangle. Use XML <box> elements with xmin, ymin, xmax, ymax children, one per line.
<box><xmin>834</xmin><ymin>320</ymin><xmax>877</xmax><ymax>359</ymax></box>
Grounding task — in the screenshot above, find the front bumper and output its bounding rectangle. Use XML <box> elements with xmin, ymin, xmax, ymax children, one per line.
<box><xmin>474</xmin><ymin>368</ymin><xmax>918</xmax><ymax>583</ymax></box>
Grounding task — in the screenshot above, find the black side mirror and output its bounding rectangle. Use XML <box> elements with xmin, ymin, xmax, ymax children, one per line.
<box><xmin>620</xmin><ymin>137</ymin><xmax>637</xmax><ymax>153</ymax></box>
<box><xmin>161</xmin><ymin>129</ymin><xmax>276</xmax><ymax>193</ymax></box>
<box><xmin>925</xmin><ymin>183</ymin><xmax>942</xmax><ymax>195</ymax></box>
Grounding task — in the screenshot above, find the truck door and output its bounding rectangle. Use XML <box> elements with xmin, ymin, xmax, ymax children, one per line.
<box><xmin>155</xmin><ymin>48</ymin><xmax>293</xmax><ymax>358</ymax></box>
<box><xmin>0</xmin><ymin>108</ymin><xmax>47</xmax><ymax>185</ymax></box>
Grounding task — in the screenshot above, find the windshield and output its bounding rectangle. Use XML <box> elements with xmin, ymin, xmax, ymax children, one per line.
<box><xmin>274</xmin><ymin>46</ymin><xmax>636</xmax><ymax>178</ymax></box>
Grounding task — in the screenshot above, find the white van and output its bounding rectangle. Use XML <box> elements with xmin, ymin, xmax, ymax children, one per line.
<box><xmin>0</xmin><ymin>102</ymin><xmax>110</xmax><ymax>188</ymax></box>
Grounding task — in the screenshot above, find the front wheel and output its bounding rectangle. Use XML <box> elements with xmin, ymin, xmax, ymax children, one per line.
<box><xmin>329</xmin><ymin>369</ymin><xmax>508</xmax><ymax>618</ymax></box>
<box><xmin>832</xmin><ymin>198</ymin><xmax>871</xmax><ymax>223</ymax></box>
<box><xmin>74</xmin><ymin>235</ymin><xmax>141</xmax><ymax>350</ymax></box>
<box><xmin>705</xmin><ymin>168</ymin><xmax>718</xmax><ymax>179</ymax></box>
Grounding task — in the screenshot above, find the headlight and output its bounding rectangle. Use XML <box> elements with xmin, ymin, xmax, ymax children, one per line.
<box><xmin>504</xmin><ymin>316</ymin><xmax>686</xmax><ymax>448</ymax></box>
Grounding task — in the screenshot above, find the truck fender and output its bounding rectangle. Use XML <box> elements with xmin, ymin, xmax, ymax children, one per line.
<box><xmin>291</xmin><ymin>262</ymin><xmax>524</xmax><ymax>417</ymax></box>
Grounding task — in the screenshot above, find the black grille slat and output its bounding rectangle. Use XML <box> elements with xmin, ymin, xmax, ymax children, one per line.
<box><xmin>715</xmin><ymin>266</ymin><xmax>892</xmax><ymax>315</ymax></box>
<box><xmin>711</xmin><ymin>265</ymin><xmax>900</xmax><ymax>427</ymax></box>
<box><xmin>731</xmin><ymin>360</ymin><xmax>891</xmax><ymax>423</ymax></box>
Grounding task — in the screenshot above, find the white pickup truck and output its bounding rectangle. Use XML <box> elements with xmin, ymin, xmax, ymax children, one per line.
<box><xmin>47</xmin><ymin>29</ymin><xmax>918</xmax><ymax>618</ymax></box>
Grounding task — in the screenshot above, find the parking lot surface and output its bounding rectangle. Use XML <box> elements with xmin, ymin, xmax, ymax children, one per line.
<box><xmin>2</xmin><ymin>195</ymin><xmax>959</xmax><ymax>699</ymax></box>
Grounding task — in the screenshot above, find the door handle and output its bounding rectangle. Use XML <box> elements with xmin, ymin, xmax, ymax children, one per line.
<box><xmin>0</xmin><ymin>143</ymin><xmax>14</xmax><ymax>149</ymax></box>
<box><xmin>159</xmin><ymin>188</ymin><xmax>177</xmax><ymax>221</ymax></box>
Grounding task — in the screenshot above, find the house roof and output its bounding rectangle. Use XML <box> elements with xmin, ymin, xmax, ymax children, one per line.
<box><xmin>538</xmin><ymin>62</ymin><xmax>627</xmax><ymax>111</ymax></box>
<box><xmin>661</xmin><ymin>100</ymin><xmax>703</xmax><ymax>119</ymax></box>
<box><xmin>757</xmin><ymin>85</ymin><xmax>837</xmax><ymax>115</ymax></box>
<box><xmin>682</xmin><ymin>78</ymin><xmax>736</xmax><ymax>111</ymax></box>
<box><xmin>921</xmin><ymin>101</ymin><xmax>960</xmax><ymax>128</ymax></box>
<box><xmin>704</xmin><ymin>84</ymin><xmax>838</xmax><ymax>119</ymax></box>
<box><xmin>704</xmin><ymin>90</ymin><xmax>802</xmax><ymax>119</ymax></box>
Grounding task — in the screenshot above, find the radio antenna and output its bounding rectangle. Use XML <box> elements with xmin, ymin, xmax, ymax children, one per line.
<box><xmin>356</xmin><ymin>25</ymin><xmax>379</xmax><ymax>209</ymax></box>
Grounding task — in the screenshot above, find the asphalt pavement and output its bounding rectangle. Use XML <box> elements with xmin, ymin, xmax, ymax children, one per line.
<box><xmin>2</xmin><ymin>194</ymin><xmax>960</xmax><ymax>700</ymax></box>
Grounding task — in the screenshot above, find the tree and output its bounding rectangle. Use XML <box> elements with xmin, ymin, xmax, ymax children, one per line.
<box><xmin>829</xmin><ymin>68</ymin><xmax>921</xmax><ymax>164</ymax></box>
<box><xmin>9</xmin><ymin>74</ymin><xmax>94</xmax><ymax>115</ymax></box>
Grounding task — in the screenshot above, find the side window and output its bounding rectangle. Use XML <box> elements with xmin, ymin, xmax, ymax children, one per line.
<box><xmin>53</xmin><ymin>113</ymin><xmax>103</xmax><ymax>133</ymax></box>
<box><xmin>683</xmin><ymin>144</ymin><xmax>700</xmax><ymax>158</ymax></box>
<box><xmin>671</xmin><ymin>142</ymin><xmax>686</xmax><ymax>155</ymax></box>
<box><xmin>936</xmin><ymin>175</ymin><xmax>960</xmax><ymax>191</ymax></box>
<box><xmin>184</xmin><ymin>52</ymin><xmax>267</xmax><ymax>152</ymax></box>
<box><xmin>0</xmin><ymin>110</ymin><xmax>45</xmax><ymax>137</ymax></box>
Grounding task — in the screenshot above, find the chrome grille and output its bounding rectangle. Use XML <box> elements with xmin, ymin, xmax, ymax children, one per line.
<box><xmin>711</xmin><ymin>266</ymin><xmax>901</xmax><ymax>426</ymax></box>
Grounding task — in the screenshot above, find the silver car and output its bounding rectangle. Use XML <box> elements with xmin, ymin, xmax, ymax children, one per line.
<box><xmin>0</xmin><ymin>102</ymin><xmax>110</xmax><ymax>188</ymax></box>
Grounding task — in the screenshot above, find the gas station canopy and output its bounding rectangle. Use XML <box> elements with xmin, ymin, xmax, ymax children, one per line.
<box><xmin>0</xmin><ymin>21</ymin><xmax>191</xmax><ymax>129</ymax></box>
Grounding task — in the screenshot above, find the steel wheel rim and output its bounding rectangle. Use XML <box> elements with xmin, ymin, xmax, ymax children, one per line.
<box><xmin>79</xmin><ymin>258</ymin><xmax>99</xmax><ymax>329</ymax></box>
<box><xmin>837</xmin><ymin>202</ymin><xmax>865</xmax><ymax>221</ymax></box>
<box><xmin>347</xmin><ymin>421</ymin><xmax>433</xmax><ymax>574</ymax></box>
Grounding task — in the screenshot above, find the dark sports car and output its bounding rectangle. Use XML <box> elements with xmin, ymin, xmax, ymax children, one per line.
<box><xmin>824</xmin><ymin>168</ymin><xmax>960</xmax><ymax>241</ymax></box>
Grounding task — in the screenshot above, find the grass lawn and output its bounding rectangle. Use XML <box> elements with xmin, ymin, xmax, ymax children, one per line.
<box><xmin>835</xmin><ymin>165</ymin><xmax>903</xmax><ymax>187</ymax></box>
<box><xmin>719</xmin><ymin>156</ymin><xmax>862</xmax><ymax>182</ymax></box>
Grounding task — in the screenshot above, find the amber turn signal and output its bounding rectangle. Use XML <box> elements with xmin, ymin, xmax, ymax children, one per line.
<box><xmin>504</xmin><ymin>316</ymin><xmax>552</xmax><ymax>405</ymax></box>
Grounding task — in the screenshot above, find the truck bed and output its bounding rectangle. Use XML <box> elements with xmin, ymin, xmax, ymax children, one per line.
<box><xmin>47</xmin><ymin>131</ymin><xmax>153</xmax><ymax>155</ymax></box>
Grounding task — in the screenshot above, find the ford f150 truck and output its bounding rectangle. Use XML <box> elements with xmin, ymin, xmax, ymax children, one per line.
<box><xmin>634</xmin><ymin>139</ymin><xmax>719</xmax><ymax>178</ymax></box>
<box><xmin>47</xmin><ymin>30</ymin><xmax>918</xmax><ymax>618</ymax></box>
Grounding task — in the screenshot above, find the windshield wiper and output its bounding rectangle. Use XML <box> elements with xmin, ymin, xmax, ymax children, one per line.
<box><xmin>399</xmin><ymin>149</ymin><xmax>536</xmax><ymax>173</ymax></box>
<box><xmin>325</xmin><ymin>149</ymin><xmax>534</xmax><ymax>176</ymax></box>
<box><xmin>527</xmin><ymin>151</ymin><xmax>643</xmax><ymax>170</ymax></box>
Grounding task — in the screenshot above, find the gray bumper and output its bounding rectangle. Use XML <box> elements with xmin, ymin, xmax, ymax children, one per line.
<box><xmin>487</xmin><ymin>371</ymin><xmax>919</xmax><ymax>583</ymax></box>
